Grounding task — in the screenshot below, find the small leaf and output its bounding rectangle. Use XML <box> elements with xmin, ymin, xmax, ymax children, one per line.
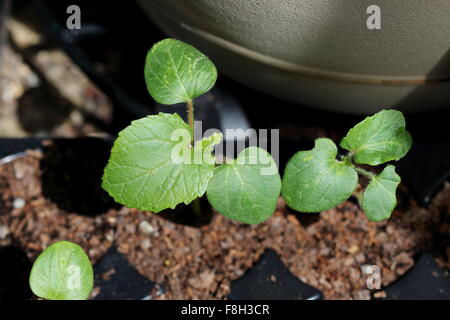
<box><xmin>29</xmin><ymin>241</ymin><xmax>93</xmax><ymax>300</ymax></box>
<box><xmin>207</xmin><ymin>147</ymin><xmax>281</xmax><ymax>224</ymax></box>
<box><xmin>282</xmin><ymin>138</ymin><xmax>358</xmax><ymax>212</ymax></box>
<box><xmin>340</xmin><ymin>109</ymin><xmax>412</xmax><ymax>166</ymax></box>
<box><xmin>144</xmin><ymin>38</ymin><xmax>217</xmax><ymax>105</ymax></box>
<box><xmin>102</xmin><ymin>113</ymin><xmax>222</xmax><ymax>212</ymax></box>
<box><xmin>362</xmin><ymin>165</ymin><xmax>401</xmax><ymax>222</ymax></box>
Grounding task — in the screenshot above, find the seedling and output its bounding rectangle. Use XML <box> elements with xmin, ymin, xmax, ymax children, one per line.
<box><xmin>29</xmin><ymin>241</ymin><xmax>93</xmax><ymax>300</ymax></box>
<box><xmin>282</xmin><ymin>109</ymin><xmax>412</xmax><ymax>221</ymax></box>
<box><xmin>102</xmin><ymin>39</ymin><xmax>281</xmax><ymax>224</ymax></box>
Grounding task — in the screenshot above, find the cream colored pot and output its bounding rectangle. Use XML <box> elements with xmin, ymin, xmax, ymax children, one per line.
<box><xmin>137</xmin><ymin>0</ymin><xmax>450</xmax><ymax>114</ymax></box>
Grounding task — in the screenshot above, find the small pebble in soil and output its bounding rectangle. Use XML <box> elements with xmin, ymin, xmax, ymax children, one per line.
<box><xmin>139</xmin><ymin>220</ymin><xmax>156</xmax><ymax>235</ymax></box>
<box><xmin>0</xmin><ymin>225</ymin><xmax>9</xmax><ymax>239</ymax></box>
<box><xmin>141</xmin><ymin>239</ymin><xmax>151</xmax><ymax>250</ymax></box>
<box><xmin>346</xmin><ymin>245</ymin><xmax>359</xmax><ymax>255</ymax></box>
<box><xmin>373</xmin><ymin>290</ymin><xmax>387</xmax><ymax>299</ymax></box>
<box><xmin>13</xmin><ymin>198</ymin><xmax>25</xmax><ymax>209</ymax></box>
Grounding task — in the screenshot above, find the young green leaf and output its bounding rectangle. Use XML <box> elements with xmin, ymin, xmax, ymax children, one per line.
<box><xmin>362</xmin><ymin>165</ymin><xmax>401</xmax><ymax>222</ymax></box>
<box><xmin>144</xmin><ymin>38</ymin><xmax>217</xmax><ymax>105</ymax></box>
<box><xmin>102</xmin><ymin>113</ymin><xmax>222</xmax><ymax>212</ymax></box>
<box><xmin>207</xmin><ymin>147</ymin><xmax>281</xmax><ymax>224</ymax></box>
<box><xmin>340</xmin><ymin>109</ymin><xmax>412</xmax><ymax>166</ymax></box>
<box><xmin>29</xmin><ymin>241</ymin><xmax>93</xmax><ymax>300</ymax></box>
<box><xmin>282</xmin><ymin>138</ymin><xmax>358</xmax><ymax>212</ymax></box>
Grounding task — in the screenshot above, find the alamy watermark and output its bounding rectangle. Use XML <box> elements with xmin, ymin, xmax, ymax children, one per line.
<box><xmin>367</xmin><ymin>5</ymin><xmax>381</xmax><ymax>30</ymax></box>
<box><xmin>66</xmin><ymin>264</ymin><xmax>82</xmax><ymax>290</ymax></box>
<box><xmin>170</xmin><ymin>121</ymin><xmax>279</xmax><ymax>176</ymax></box>
<box><xmin>66</xmin><ymin>4</ymin><xmax>382</xmax><ymax>32</ymax></box>
<box><xmin>361</xmin><ymin>264</ymin><xmax>381</xmax><ymax>290</ymax></box>
<box><xmin>66</xmin><ymin>5</ymin><xmax>81</xmax><ymax>30</ymax></box>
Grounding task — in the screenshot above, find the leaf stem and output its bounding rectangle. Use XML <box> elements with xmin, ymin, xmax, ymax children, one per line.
<box><xmin>342</xmin><ymin>153</ymin><xmax>354</xmax><ymax>166</ymax></box>
<box><xmin>187</xmin><ymin>99</ymin><xmax>194</xmax><ymax>140</ymax></box>
<box><xmin>343</xmin><ymin>152</ymin><xmax>375</xmax><ymax>179</ymax></box>
<box><xmin>192</xmin><ymin>198</ymin><xmax>202</xmax><ymax>217</ymax></box>
<box><xmin>354</xmin><ymin>166</ymin><xmax>375</xmax><ymax>179</ymax></box>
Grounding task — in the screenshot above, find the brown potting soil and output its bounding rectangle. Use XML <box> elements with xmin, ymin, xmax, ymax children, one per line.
<box><xmin>0</xmin><ymin>150</ymin><xmax>443</xmax><ymax>300</ymax></box>
<box><xmin>430</xmin><ymin>182</ymin><xmax>450</xmax><ymax>274</ymax></box>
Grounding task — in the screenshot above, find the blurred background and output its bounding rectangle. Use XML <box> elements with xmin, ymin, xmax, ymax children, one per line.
<box><xmin>0</xmin><ymin>0</ymin><xmax>449</xmax><ymax>150</ymax></box>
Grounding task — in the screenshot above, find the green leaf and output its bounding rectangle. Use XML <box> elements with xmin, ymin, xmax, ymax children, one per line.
<box><xmin>102</xmin><ymin>113</ymin><xmax>222</xmax><ymax>212</ymax></box>
<box><xmin>282</xmin><ymin>138</ymin><xmax>358</xmax><ymax>212</ymax></box>
<box><xmin>362</xmin><ymin>165</ymin><xmax>401</xmax><ymax>222</ymax></box>
<box><xmin>340</xmin><ymin>109</ymin><xmax>412</xmax><ymax>166</ymax></box>
<box><xmin>29</xmin><ymin>241</ymin><xmax>93</xmax><ymax>300</ymax></box>
<box><xmin>144</xmin><ymin>38</ymin><xmax>217</xmax><ymax>105</ymax></box>
<box><xmin>206</xmin><ymin>147</ymin><xmax>281</xmax><ymax>224</ymax></box>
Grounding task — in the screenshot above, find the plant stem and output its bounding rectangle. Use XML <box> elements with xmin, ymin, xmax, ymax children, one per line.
<box><xmin>343</xmin><ymin>152</ymin><xmax>375</xmax><ymax>179</ymax></box>
<box><xmin>354</xmin><ymin>166</ymin><xmax>375</xmax><ymax>179</ymax></box>
<box><xmin>192</xmin><ymin>197</ymin><xmax>202</xmax><ymax>217</ymax></box>
<box><xmin>187</xmin><ymin>99</ymin><xmax>194</xmax><ymax>140</ymax></box>
<box><xmin>342</xmin><ymin>152</ymin><xmax>354</xmax><ymax>166</ymax></box>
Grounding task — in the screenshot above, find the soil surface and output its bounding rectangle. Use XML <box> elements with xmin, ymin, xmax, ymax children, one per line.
<box><xmin>0</xmin><ymin>150</ymin><xmax>443</xmax><ymax>300</ymax></box>
<box><xmin>1</xmin><ymin>32</ymin><xmax>113</xmax><ymax>138</ymax></box>
<box><xmin>431</xmin><ymin>182</ymin><xmax>450</xmax><ymax>274</ymax></box>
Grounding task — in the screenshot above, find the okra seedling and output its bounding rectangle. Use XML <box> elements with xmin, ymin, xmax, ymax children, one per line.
<box><xmin>282</xmin><ymin>109</ymin><xmax>412</xmax><ymax>221</ymax></box>
<box><xmin>29</xmin><ymin>241</ymin><xmax>93</xmax><ymax>300</ymax></box>
<box><xmin>102</xmin><ymin>39</ymin><xmax>281</xmax><ymax>224</ymax></box>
